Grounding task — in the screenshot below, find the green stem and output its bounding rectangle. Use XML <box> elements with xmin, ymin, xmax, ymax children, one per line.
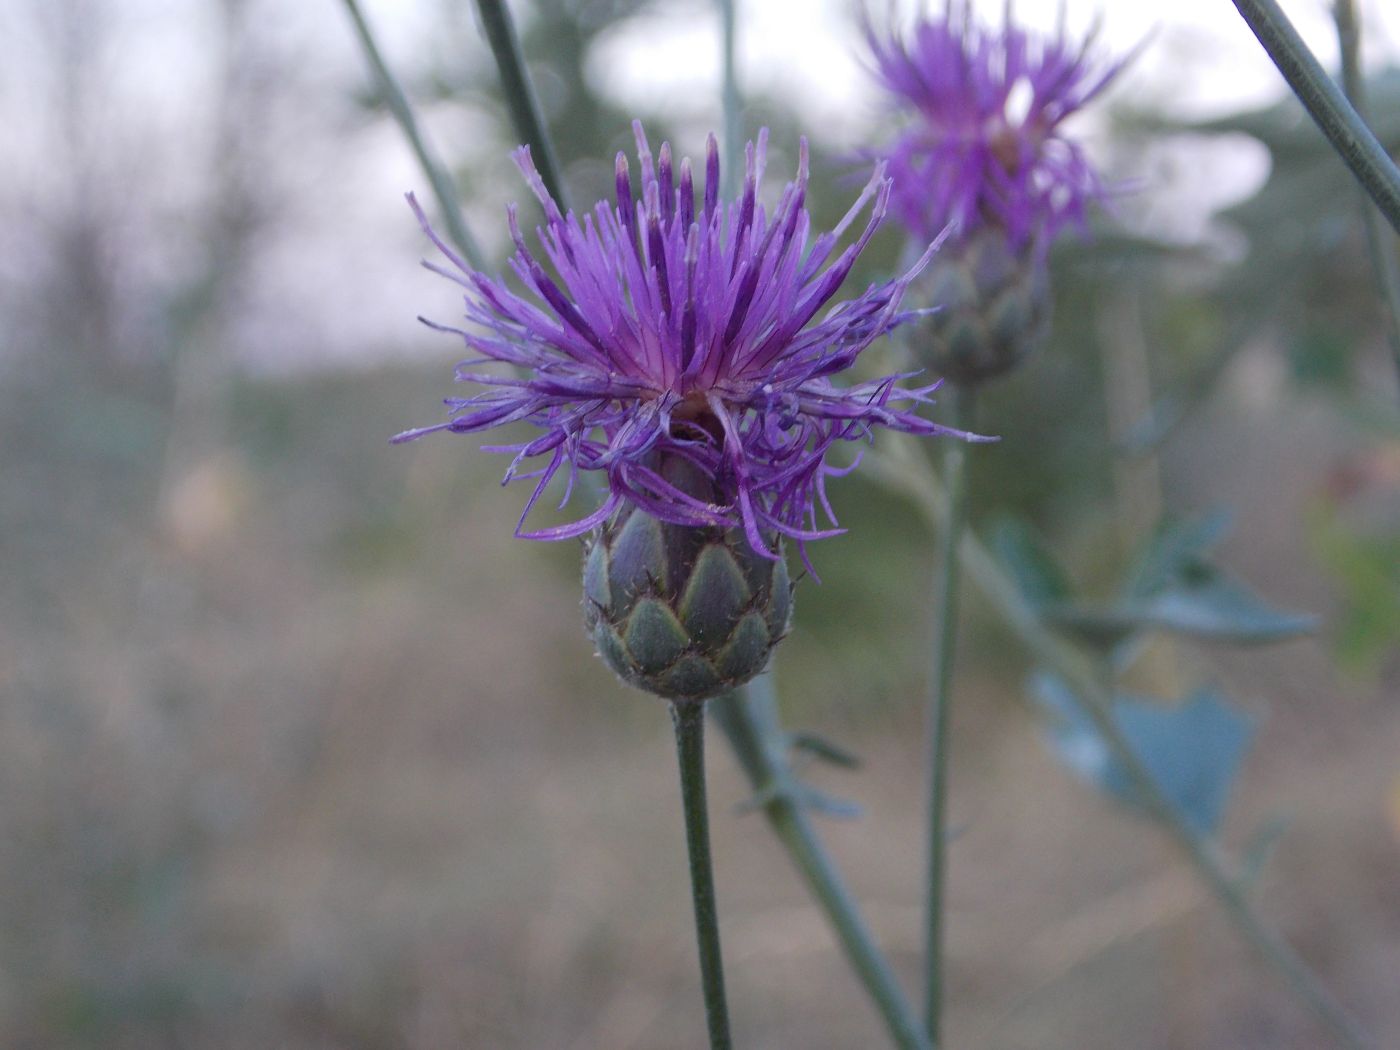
<box><xmin>870</xmin><ymin>436</ymin><xmax>1374</xmax><ymax>1050</ymax></box>
<box><xmin>340</xmin><ymin>0</ymin><xmax>486</xmax><ymax>269</ymax></box>
<box><xmin>1333</xmin><ymin>0</ymin><xmax>1400</xmax><ymax>395</ymax></box>
<box><xmin>923</xmin><ymin>384</ymin><xmax>973</xmax><ymax>1045</ymax></box>
<box><xmin>711</xmin><ymin>679</ymin><xmax>930</xmax><ymax>1050</ymax></box>
<box><xmin>473</xmin><ymin>0</ymin><xmax>571</xmax><ymax>210</ymax></box>
<box><xmin>672</xmin><ymin>700</ymin><xmax>732</xmax><ymax>1050</ymax></box>
<box><xmin>1230</xmin><ymin>0</ymin><xmax>1400</xmax><ymax>236</ymax></box>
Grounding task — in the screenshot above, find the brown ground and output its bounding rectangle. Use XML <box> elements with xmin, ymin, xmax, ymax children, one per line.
<box><xmin>3</xmin><ymin>364</ymin><xmax>1397</xmax><ymax>1049</ymax></box>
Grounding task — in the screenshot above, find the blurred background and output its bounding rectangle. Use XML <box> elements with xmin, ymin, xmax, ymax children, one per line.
<box><xmin>2</xmin><ymin>0</ymin><xmax>1398</xmax><ymax>1046</ymax></box>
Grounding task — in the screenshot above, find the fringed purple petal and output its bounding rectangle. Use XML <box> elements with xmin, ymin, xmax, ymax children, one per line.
<box><xmin>400</xmin><ymin>123</ymin><xmax>982</xmax><ymax>544</ymax></box>
<box><xmin>863</xmin><ymin>1</ymin><xmax>1129</xmax><ymax>248</ymax></box>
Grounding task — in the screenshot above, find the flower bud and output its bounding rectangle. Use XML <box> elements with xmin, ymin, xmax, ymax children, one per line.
<box><xmin>582</xmin><ymin>462</ymin><xmax>792</xmax><ymax>702</ymax></box>
<box><xmin>917</xmin><ymin>228</ymin><xmax>1051</xmax><ymax>386</ymax></box>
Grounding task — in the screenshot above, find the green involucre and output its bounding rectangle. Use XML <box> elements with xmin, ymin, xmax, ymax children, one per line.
<box><xmin>583</xmin><ymin>503</ymin><xmax>791</xmax><ymax>703</ymax></box>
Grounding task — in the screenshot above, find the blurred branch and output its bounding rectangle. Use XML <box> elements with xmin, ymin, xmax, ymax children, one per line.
<box><xmin>1115</xmin><ymin>307</ymin><xmax>1264</xmax><ymax>458</ymax></box>
<box><xmin>341</xmin><ymin>0</ymin><xmax>486</xmax><ymax>268</ymax></box>
<box><xmin>472</xmin><ymin>0</ymin><xmax>570</xmax><ymax>211</ymax></box>
<box><xmin>1229</xmin><ymin>0</ymin><xmax>1400</xmax><ymax>236</ymax></box>
<box><xmin>870</xmin><ymin>433</ymin><xmax>1374</xmax><ymax>1050</ymax></box>
<box><xmin>719</xmin><ymin>0</ymin><xmax>740</xmax><ymax>201</ymax></box>
<box><xmin>1333</xmin><ymin>0</ymin><xmax>1400</xmax><ymax>394</ymax></box>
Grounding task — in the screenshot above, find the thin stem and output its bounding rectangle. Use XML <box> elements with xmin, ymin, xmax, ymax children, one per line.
<box><xmin>340</xmin><ymin>0</ymin><xmax>486</xmax><ymax>269</ymax></box>
<box><xmin>1116</xmin><ymin>305</ymin><xmax>1268</xmax><ymax>458</ymax></box>
<box><xmin>671</xmin><ymin>701</ymin><xmax>732</xmax><ymax>1050</ymax></box>
<box><xmin>922</xmin><ymin>383</ymin><xmax>973</xmax><ymax>1046</ymax></box>
<box><xmin>1230</xmin><ymin>0</ymin><xmax>1400</xmax><ymax>236</ymax></box>
<box><xmin>870</xmin><ymin>435</ymin><xmax>1374</xmax><ymax>1050</ymax></box>
<box><xmin>711</xmin><ymin>679</ymin><xmax>930</xmax><ymax>1050</ymax></box>
<box><xmin>718</xmin><ymin>0</ymin><xmax>741</xmax><ymax>201</ymax></box>
<box><xmin>1333</xmin><ymin>0</ymin><xmax>1400</xmax><ymax>394</ymax></box>
<box><xmin>473</xmin><ymin>0</ymin><xmax>570</xmax><ymax>211</ymax></box>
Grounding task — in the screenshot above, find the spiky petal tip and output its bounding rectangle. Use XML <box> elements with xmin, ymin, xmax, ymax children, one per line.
<box><xmin>864</xmin><ymin>1</ymin><xmax>1131</xmax><ymax>249</ymax></box>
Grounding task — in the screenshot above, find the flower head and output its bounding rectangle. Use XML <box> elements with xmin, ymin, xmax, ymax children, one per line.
<box><xmin>396</xmin><ymin>122</ymin><xmax>980</xmax><ymax>557</ymax></box>
<box><xmin>864</xmin><ymin>2</ymin><xmax>1129</xmax><ymax>248</ymax></box>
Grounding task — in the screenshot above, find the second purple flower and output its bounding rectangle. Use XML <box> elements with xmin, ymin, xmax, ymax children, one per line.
<box><xmin>864</xmin><ymin>2</ymin><xmax>1131</xmax><ymax>382</ymax></box>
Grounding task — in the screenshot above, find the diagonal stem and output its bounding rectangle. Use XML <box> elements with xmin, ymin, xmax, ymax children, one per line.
<box><xmin>340</xmin><ymin>0</ymin><xmax>486</xmax><ymax>268</ymax></box>
<box><xmin>711</xmin><ymin>679</ymin><xmax>930</xmax><ymax>1050</ymax></box>
<box><xmin>922</xmin><ymin>383</ymin><xmax>973</xmax><ymax>1046</ymax></box>
<box><xmin>1332</xmin><ymin>0</ymin><xmax>1400</xmax><ymax>396</ymax></box>
<box><xmin>672</xmin><ymin>700</ymin><xmax>732</xmax><ymax>1050</ymax></box>
<box><xmin>1230</xmin><ymin>0</ymin><xmax>1400</xmax><ymax>236</ymax></box>
<box><xmin>870</xmin><ymin>434</ymin><xmax>1374</xmax><ymax>1050</ymax></box>
<box><xmin>472</xmin><ymin>0</ymin><xmax>571</xmax><ymax>211</ymax></box>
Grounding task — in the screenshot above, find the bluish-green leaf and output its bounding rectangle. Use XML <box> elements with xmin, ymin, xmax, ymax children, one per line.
<box><xmin>1031</xmin><ymin>673</ymin><xmax>1255</xmax><ymax>837</ymax></box>
<box><xmin>1138</xmin><ymin>568</ymin><xmax>1317</xmax><ymax>642</ymax></box>
<box><xmin>1046</xmin><ymin>564</ymin><xmax>1316</xmax><ymax>647</ymax></box>
<box><xmin>1041</xmin><ymin>605</ymin><xmax>1140</xmax><ymax>652</ymax></box>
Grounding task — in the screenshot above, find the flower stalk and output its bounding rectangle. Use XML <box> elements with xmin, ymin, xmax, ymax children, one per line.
<box><xmin>718</xmin><ymin>0</ymin><xmax>741</xmax><ymax>203</ymax></box>
<box><xmin>1230</xmin><ymin>0</ymin><xmax>1400</xmax><ymax>236</ymax></box>
<box><xmin>672</xmin><ymin>700</ymin><xmax>733</xmax><ymax>1050</ymax></box>
<box><xmin>922</xmin><ymin>383</ymin><xmax>973</xmax><ymax>1044</ymax></box>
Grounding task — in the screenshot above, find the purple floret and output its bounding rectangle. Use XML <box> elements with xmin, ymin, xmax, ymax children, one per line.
<box><xmin>864</xmin><ymin>1</ymin><xmax>1130</xmax><ymax>248</ymax></box>
<box><xmin>396</xmin><ymin>122</ymin><xmax>986</xmax><ymax>556</ymax></box>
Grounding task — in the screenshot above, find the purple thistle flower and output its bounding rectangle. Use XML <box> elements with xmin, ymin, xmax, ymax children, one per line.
<box><xmin>864</xmin><ymin>1</ymin><xmax>1130</xmax><ymax>249</ymax></box>
<box><xmin>395</xmin><ymin>122</ymin><xmax>983</xmax><ymax>557</ymax></box>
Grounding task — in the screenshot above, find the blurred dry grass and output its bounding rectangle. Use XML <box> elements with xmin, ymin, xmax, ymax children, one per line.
<box><xmin>2</xmin><ymin>360</ymin><xmax>1397</xmax><ymax>1049</ymax></box>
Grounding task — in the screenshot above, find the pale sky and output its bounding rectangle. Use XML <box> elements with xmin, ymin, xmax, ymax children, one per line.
<box><xmin>3</xmin><ymin>0</ymin><xmax>1397</xmax><ymax>372</ymax></box>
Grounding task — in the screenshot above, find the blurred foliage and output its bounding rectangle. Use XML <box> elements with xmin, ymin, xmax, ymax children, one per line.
<box><xmin>998</xmin><ymin>511</ymin><xmax>1314</xmax><ymax>839</ymax></box>
<box><xmin>1119</xmin><ymin>69</ymin><xmax>1400</xmax><ymax>406</ymax></box>
<box><xmin>996</xmin><ymin>513</ymin><xmax>1316</xmax><ymax>662</ymax></box>
<box><xmin>1308</xmin><ymin>438</ymin><xmax>1400</xmax><ymax>676</ymax></box>
<box><xmin>1008</xmin><ymin>509</ymin><xmax>1310</xmax><ymax>658</ymax></box>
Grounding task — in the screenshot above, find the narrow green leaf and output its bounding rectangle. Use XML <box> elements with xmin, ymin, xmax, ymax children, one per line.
<box><xmin>1122</xmin><ymin>511</ymin><xmax>1232</xmax><ymax>600</ymax></box>
<box><xmin>1141</xmin><ymin>568</ymin><xmax>1317</xmax><ymax>643</ymax></box>
<box><xmin>991</xmin><ymin>518</ymin><xmax>1075</xmax><ymax>609</ymax></box>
